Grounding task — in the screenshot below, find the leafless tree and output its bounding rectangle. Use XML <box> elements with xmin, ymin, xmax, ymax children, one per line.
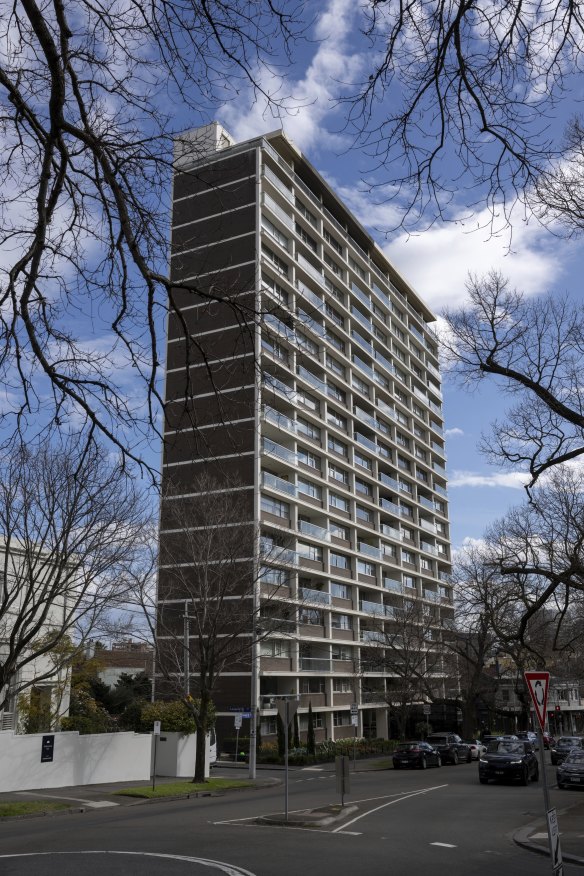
<box><xmin>0</xmin><ymin>1</ymin><xmax>305</xmax><ymax>473</ymax></box>
<box><xmin>441</xmin><ymin>272</ymin><xmax>584</xmax><ymax>490</ymax></box>
<box><xmin>156</xmin><ymin>474</ymin><xmax>298</xmax><ymax>781</ymax></box>
<box><xmin>360</xmin><ymin>597</ymin><xmax>444</xmax><ymax>739</ymax></box>
<box><xmin>0</xmin><ymin>436</ymin><xmax>147</xmax><ymax>718</ymax></box>
<box><xmin>344</xmin><ymin>0</ymin><xmax>584</xmax><ymax>231</ymax></box>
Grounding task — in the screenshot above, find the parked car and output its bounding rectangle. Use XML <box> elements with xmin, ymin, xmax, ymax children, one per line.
<box><xmin>550</xmin><ymin>736</ymin><xmax>584</xmax><ymax>766</ymax></box>
<box><xmin>464</xmin><ymin>739</ymin><xmax>482</xmax><ymax>760</ymax></box>
<box><xmin>557</xmin><ymin>750</ymin><xmax>584</xmax><ymax>788</ymax></box>
<box><xmin>426</xmin><ymin>733</ymin><xmax>471</xmax><ymax>764</ymax></box>
<box><xmin>479</xmin><ymin>740</ymin><xmax>539</xmax><ymax>785</ymax></box>
<box><xmin>393</xmin><ymin>741</ymin><xmax>442</xmax><ymax>770</ymax></box>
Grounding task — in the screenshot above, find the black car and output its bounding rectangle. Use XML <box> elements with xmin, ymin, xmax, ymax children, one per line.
<box><xmin>479</xmin><ymin>740</ymin><xmax>539</xmax><ymax>785</ymax></box>
<box><xmin>426</xmin><ymin>733</ymin><xmax>471</xmax><ymax>765</ymax></box>
<box><xmin>550</xmin><ymin>736</ymin><xmax>584</xmax><ymax>766</ymax></box>
<box><xmin>393</xmin><ymin>741</ymin><xmax>442</xmax><ymax>770</ymax></box>
<box><xmin>557</xmin><ymin>750</ymin><xmax>584</xmax><ymax>788</ymax></box>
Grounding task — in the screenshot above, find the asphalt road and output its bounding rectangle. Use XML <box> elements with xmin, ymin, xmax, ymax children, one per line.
<box><xmin>0</xmin><ymin>759</ymin><xmax>579</xmax><ymax>876</ymax></box>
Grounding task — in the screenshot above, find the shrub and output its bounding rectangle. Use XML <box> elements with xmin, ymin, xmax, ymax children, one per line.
<box><xmin>140</xmin><ymin>701</ymin><xmax>196</xmax><ymax>734</ymax></box>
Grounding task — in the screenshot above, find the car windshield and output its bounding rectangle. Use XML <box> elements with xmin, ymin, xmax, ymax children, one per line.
<box><xmin>396</xmin><ymin>743</ymin><xmax>421</xmax><ymax>751</ymax></box>
<box><xmin>427</xmin><ymin>736</ymin><xmax>447</xmax><ymax>744</ymax></box>
<box><xmin>565</xmin><ymin>751</ymin><xmax>584</xmax><ymax>763</ymax></box>
<box><xmin>558</xmin><ymin>738</ymin><xmax>581</xmax><ymax>746</ymax></box>
<box><xmin>487</xmin><ymin>741</ymin><xmax>524</xmax><ymax>755</ymax></box>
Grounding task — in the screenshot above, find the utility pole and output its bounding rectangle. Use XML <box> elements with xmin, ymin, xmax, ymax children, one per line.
<box><xmin>183</xmin><ymin>600</ymin><xmax>190</xmax><ymax>697</ymax></box>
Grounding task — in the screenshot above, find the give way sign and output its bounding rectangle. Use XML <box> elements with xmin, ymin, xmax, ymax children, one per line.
<box><xmin>524</xmin><ymin>670</ymin><xmax>550</xmax><ymax>731</ymax></box>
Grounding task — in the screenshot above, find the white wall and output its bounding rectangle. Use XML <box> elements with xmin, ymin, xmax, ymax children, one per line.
<box><xmin>0</xmin><ymin>730</ymin><xmax>152</xmax><ymax>792</ymax></box>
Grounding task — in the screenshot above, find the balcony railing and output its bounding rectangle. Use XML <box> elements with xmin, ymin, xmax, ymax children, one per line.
<box><xmin>260</xmin><ymin>540</ymin><xmax>299</xmax><ymax>565</ymax></box>
<box><xmin>263</xmin><ymin>165</ymin><xmax>294</xmax><ymax>202</ymax></box>
<box><xmin>361</xmin><ymin>600</ymin><xmax>393</xmax><ymax>618</ymax></box>
<box><xmin>360</xmin><ymin>630</ymin><xmax>386</xmax><ymax>644</ymax></box>
<box><xmin>261</xmin><ymin>471</ymin><xmax>297</xmax><ymax>497</ymax></box>
<box><xmin>383</xmin><ymin>577</ymin><xmax>403</xmax><ymax>592</ymax></box>
<box><xmin>358</xmin><ymin>542</ymin><xmax>382</xmax><ymax>560</ymax></box>
<box><xmin>262</xmin><ymin>192</ymin><xmax>294</xmax><ymax>228</ymax></box>
<box><xmin>381</xmin><ymin>523</ymin><xmax>400</xmax><ymax>540</ymax></box>
<box><xmin>300</xmin><ymin>657</ymin><xmax>331</xmax><ymax>672</ymax></box>
<box><xmin>262</xmin><ymin>438</ymin><xmax>296</xmax><ymax>464</ymax></box>
<box><xmin>297</xmin><ymin>365</ymin><xmax>327</xmax><ymax>395</ymax></box>
<box><xmin>300</xmin><ymin>586</ymin><xmax>332</xmax><ymax>605</ymax></box>
<box><xmin>299</xmin><ymin>520</ymin><xmax>331</xmax><ymax>541</ymax></box>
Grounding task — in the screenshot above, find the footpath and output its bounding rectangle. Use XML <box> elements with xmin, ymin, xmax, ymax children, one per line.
<box><xmin>513</xmin><ymin>798</ymin><xmax>584</xmax><ymax>866</ymax></box>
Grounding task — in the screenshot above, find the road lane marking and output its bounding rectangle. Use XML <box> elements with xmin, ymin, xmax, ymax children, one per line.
<box><xmin>0</xmin><ymin>852</ymin><xmax>256</xmax><ymax>875</ymax></box>
<box><xmin>332</xmin><ymin>784</ymin><xmax>448</xmax><ymax>833</ymax></box>
<box><xmin>16</xmin><ymin>792</ymin><xmax>118</xmax><ymax>808</ymax></box>
<box><xmin>431</xmin><ymin>842</ymin><xmax>457</xmax><ymax>848</ymax></box>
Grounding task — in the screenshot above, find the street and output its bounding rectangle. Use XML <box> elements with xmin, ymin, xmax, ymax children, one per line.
<box><xmin>0</xmin><ymin>758</ymin><xmax>580</xmax><ymax>876</ymax></box>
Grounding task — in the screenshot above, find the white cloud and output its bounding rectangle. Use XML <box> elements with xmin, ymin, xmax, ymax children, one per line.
<box><xmin>449</xmin><ymin>470</ymin><xmax>529</xmax><ymax>489</ymax></box>
<box><xmin>445</xmin><ymin>427</ymin><xmax>465</xmax><ymax>437</ymax></box>
<box><xmin>219</xmin><ymin>0</ymin><xmax>365</xmax><ymax>153</ymax></box>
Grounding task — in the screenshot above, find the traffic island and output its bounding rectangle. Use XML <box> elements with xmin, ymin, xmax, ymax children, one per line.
<box><xmin>257</xmin><ymin>803</ymin><xmax>358</xmax><ymax>829</ymax></box>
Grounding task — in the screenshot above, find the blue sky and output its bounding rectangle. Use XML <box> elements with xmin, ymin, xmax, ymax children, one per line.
<box><xmin>213</xmin><ymin>0</ymin><xmax>584</xmax><ymax>550</ymax></box>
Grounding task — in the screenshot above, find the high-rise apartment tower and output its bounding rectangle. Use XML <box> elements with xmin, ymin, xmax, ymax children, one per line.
<box><xmin>158</xmin><ymin>123</ymin><xmax>453</xmax><ymax>746</ymax></box>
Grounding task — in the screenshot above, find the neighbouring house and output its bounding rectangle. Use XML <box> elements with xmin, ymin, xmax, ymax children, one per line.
<box><xmin>89</xmin><ymin>640</ymin><xmax>154</xmax><ymax>690</ymax></box>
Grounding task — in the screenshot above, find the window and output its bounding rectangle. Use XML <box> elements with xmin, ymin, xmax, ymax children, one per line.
<box><xmin>324</xmin><ymin>276</ymin><xmax>344</xmax><ymax>301</ymax></box>
<box><xmin>298</xmin><ymin>447</ymin><xmax>321</xmax><ymax>469</ymax></box>
<box><xmin>372</xmin><ymin>302</ymin><xmax>386</xmax><ymax>323</ymax></box>
<box><xmin>296</xmin><ymin>331</ymin><xmax>318</xmax><ymax>355</ymax></box>
<box><xmin>262</xmin><ymin>216</ymin><xmax>289</xmax><ymax>248</ymax></box>
<box><xmin>401</xmin><ymin>526</ymin><xmax>413</xmax><ymax>541</ymax></box>
<box><xmin>324</xmin><ymin>252</ymin><xmax>343</xmax><ymax>276</ymax></box>
<box><xmin>297</xmin><ymin>417</ymin><xmax>321</xmax><ymax>441</ymax></box>
<box><xmin>403</xmin><ymin>574</ymin><xmax>416</xmax><ymax>588</ymax></box>
<box><xmin>261</xmin><ymin>566</ymin><xmax>289</xmax><ymax>586</ymax></box>
<box><xmin>330</xmin><ymin>522</ymin><xmax>349</xmax><ymax>540</ymax></box>
<box><xmin>333</xmin><ymin>678</ymin><xmax>353</xmax><ymax>692</ymax></box>
<box><xmin>262</xmin><ymin>273</ymin><xmax>289</xmax><ymax>306</ymax></box>
<box><xmin>400</xmin><ymin>503</ymin><xmax>413</xmax><ymax>518</ymax></box>
<box><xmin>327</xmin><ymin>381</ymin><xmax>345</xmax><ymax>403</ymax></box>
<box><xmin>349</xmin><ymin>256</ymin><xmax>366</xmax><ymax>280</ymax></box>
<box><xmin>357</xmin><ymin>559</ymin><xmax>375</xmax><ymax>576</ymax></box>
<box><xmin>413</xmin><ymin>403</ymin><xmax>425</xmax><ymax>419</ymax></box>
<box><xmin>329</xmin><ymin>491</ymin><xmax>349</xmax><ymax>512</ymax></box>
<box><xmin>326</xmin><ymin>329</ymin><xmax>345</xmax><ymax>352</ymax></box>
<box><xmin>324</xmin><ymin>228</ymin><xmax>343</xmax><ymax>254</ymax></box>
<box><xmin>402</xmin><ymin>551</ymin><xmax>415</xmax><ymax>565</ymax></box>
<box><xmin>326</xmin><ymin>355</ymin><xmax>345</xmax><ymax>379</ymax></box>
<box><xmin>396</xmin><ymin>410</ymin><xmax>409</xmax><ymax>427</ymax></box>
<box><xmin>333</xmin><ymin>711</ymin><xmax>351</xmax><ymax>726</ymax></box>
<box><xmin>261</xmin><ymin>496</ymin><xmax>290</xmax><ymax>518</ymax></box>
<box><xmin>415</xmin><ymin>446</ymin><xmax>427</xmax><ymax>461</ymax></box>
<box><xmin>384</xmin><ymin>543</ymin><xmax>397</xmax><ymax>559</ymax></box>
<box><xmin>260</xmin><ymin>640</ymin><xmax>290</xmax><ymax>657</ymax></box>
<box><xmin>262</xmin><ymin>337</ymin><xmax>288</xmax><ymax>363</ymax></box>
<box><xmin>329</xmin><ymin>463</ymin><xmax>349</xmax><ymax>484</ymax></box>
<box><xmin>397</xmin><ymin>455</ymin><xmax>411</xmax><ymax>471</ymax></box>
<box><xmin>298</xmin><ymin>478</ymin><xmax>322</xmax><ymax>500</ymax></box>
<box><xmin>354</xmin><ymin>452</ymin><xmax>372</xmax><ymax>471</ymax></box>
<box><xmin>330</xmin><ymin>552</ymin><xmax>350</xmax><ymax>570</ymax></box>
<box><xmin>399</xmin><ymin>479</ymin><xmax>413</xmax><ymax>494</ymax></box>
<box><xmin>262</xmin><ymin>244</ymin><xmax>289</xmax><ymax>275</ymax></box>
<box><xmin>355</xmin><ymin>478</ymin><xmax>372</xmax><ymax>497</ymax></box>
<box><xmin>295</xmin><ymin>198</ymin><xmax>317</xmax><ymax>227</ymax></box>
<box><xmin>295</xmin><ymin>222</ymin><xmax>317</xmax><ymax>252</ymax></box>
<box><xmin>396</xmin><ymin>432</ymin><xmax>410</xmax><ymax>449</ymax></box>
<box><xmin>352</xmin><ymin>375</ymin><xmax>370</xmax><ymax>397</ymax></box>
<box><xmin>300</xmin><ymin>607</ymin><xmax>324</xmax><ymax>624</ymax></box>
<box><xmin>331</xmin><ymin>582</ymin><xmax>349</xmax><ymax>598</ymax></box>
<box><xmin>373</xmin><ymin>325</ymin><xmax>387</xmax><ymax>343</ymax></box>
<box><xmin>332</xmin><ymin>614</ymin><xmax>353</xmax><ymax>630</ymax></box>
<box><xmin>421</xmin><ymin>557</ymin><xmax>433</xmax><ymax>571</ymax></box>
<box><xmin>297</xmin><ymin>388</ymin><xmax>320</xmax><ymax>413</ymax></box>
<box><xmin>261</xmin><ymin>717</ymin><xmax>277</xmax><ymax>735</ymax></box>
<box><xmin>332</xmin><ymin>645</ymin><xmax>352</xmax><ymax>660</ymax></box>
<box><xmin>300</xmin><ymin>678</ymin><xmax>325</xmax><ymax>694</ymax></box>
<box><xmin>394</xmin><ymin>365</ymin><xmax>407</xmax><ymax>383</ymax></box>
<box><xmin>300</xmin><ymin>712</ymin><xmax>324</xmax><ymax>730</ymax></box>
<box><xmin>325</xmin><ymin>303</ymin><xmax>344</xmax><ymax>327</ymax></box>
<box><xmin>328</xmin><ymin>436</ymin><xmax>348</xmax><ymax>457</ymax></box>
<box><xmin>327</xmin><ymin>409</ymin><xmax>347</xmax><ymax>430</ymax></box>
<box><xmin>416</xmin><ymin>468</ymin><xmax>428</xmax><ymax>483</ymax></box>
<box><xmin>298</xmin><ymin>542</ymin><xmax>323</xmax><ymax>562</ymax></box>
<box><xmin>356</xmin><ymin>504</ymin><xmax>372</xmax><ymax>522</ymax></box>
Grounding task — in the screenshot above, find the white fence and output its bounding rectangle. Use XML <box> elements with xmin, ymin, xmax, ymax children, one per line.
<box><xmin>0</xmin><ymin>730</ymin><xmax>152</xmax><ymax>792</ymax></box>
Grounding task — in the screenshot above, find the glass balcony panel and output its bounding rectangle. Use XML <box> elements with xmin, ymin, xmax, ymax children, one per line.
<box><xmin>300</xmin><ymin>586</ymin><xmax>331</xmax><ymax>605</ymax></box>
<box><xmin>261</xmin><ymin>471</ymin><xmax>297</xmax><ymax>497</ymax></box>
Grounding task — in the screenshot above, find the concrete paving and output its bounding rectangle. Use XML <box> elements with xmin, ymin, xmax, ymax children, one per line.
<box><xmin>514</xmin><ymin>795</ymin><xmax>584</xmax><ymax>866</ymax></box>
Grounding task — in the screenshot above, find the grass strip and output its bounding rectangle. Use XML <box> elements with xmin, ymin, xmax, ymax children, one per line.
<box><xmin>114</xmin><ymin>778</ymin><xmax>254</xmax><ymax>799</ymax></box>
<box><xmin>0</xmin><ymin>801</ymin><xmax>71</xmax><ymax>817</ymax></box>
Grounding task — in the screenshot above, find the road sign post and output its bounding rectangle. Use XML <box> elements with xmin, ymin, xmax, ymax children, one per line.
<box><xmin>275</xmin><ymin>698</ymin><xmax>299</xmax><ymax>822</ymax></box>
<box><xmin>351</xmin><ymin>703</ymin><xmax>358</xmax><ymax>769</ymax></box>
<box><xmin>336</xmin><ymin>755</ymin><xmax>350</xmax><ymax>807</ymax></box>
<box><xmin>525</xmin><ymin>671</ymin><xmax>563</xmax><ymax>876</ymax></box>
<box><xmin>152</xmin><ymin>721</ymin><xmax>161</xmax><ymax>791</ymax></box>
<box><xmin>234</xmin><ymin>713</ymin><xmax>243</xmax><ymax>763</ymax></box>
<box><xmin>423</xmin><ymin>703</ymin><xmax>431</xmax><ymax>736</ymax></box>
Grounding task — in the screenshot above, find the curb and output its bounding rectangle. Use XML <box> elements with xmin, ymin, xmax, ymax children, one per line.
<box><xmin>257</xmin><ymin>804</ymin><xmax>359</xmax><ymax>829</ymax></box>
<box><xmin>513</xmin><ymin>823</ymin><xmax>584</xmax><ymax>866</ymax></box>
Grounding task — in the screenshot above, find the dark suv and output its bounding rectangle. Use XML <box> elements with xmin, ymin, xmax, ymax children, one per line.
<box><xmin>426</xmin><ymin>733</ymin><xmax>471</xmax><ymax>765</ymax></box>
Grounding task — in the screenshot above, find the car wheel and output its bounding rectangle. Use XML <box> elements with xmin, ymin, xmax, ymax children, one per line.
<box><xmin>479</xmin><ymin>776</ymin><xmax>488</xmax><ymax>784</ymax></box>
<box><xmin>421</xmin><ymin>757</ymin><xmax>427</xmax><ymax>769</ymax></box>
<box><xmin>520</xmin><ymin>767</ymin><xmax>529</xmax><ymax>786</ymax></box>
<box><xmin>451</xmin><ymin>751</ymin><xmax>459</xmax><ymax>765</ymax></box>
<box><xmin>393</xmin><ymin>763</ymin><xmax>400</xmax><ymax>770</ymax></box>
<box><xmin>466</xmin><ymin>750</ymin><xmax>472</xmax><ymax>763</ymax></box>
<box><xmin>532</xmin><ymin>766</ymin><xmax>539</xmax><ymax>782</ymax></box>
<box><xmin>558</xmin><ymin>782</ymin><xmax>565</xmax><ymax>789</ymax></box>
